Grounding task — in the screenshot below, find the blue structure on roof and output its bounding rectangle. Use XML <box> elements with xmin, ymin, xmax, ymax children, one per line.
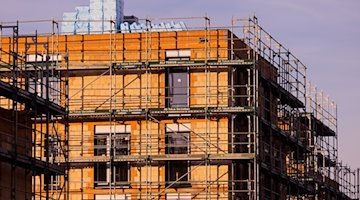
<box><xmin>75</xmin><ymin>6</ymin><xmax>91</xmax><ymax>34</ymax></box>
<box><xmin>61</xmin><ymin>0</ymin><xmax>124</xmax><ymax>34</ymax></box>
<box><xmin>61</xmin><ymin>0</ymin><xmax>187</xmax><ymax>35</ymax></box>
<box><xmin>120</xmin><ymin>21</ymin><xmax>187</xmax><ymax>33</ymax></box>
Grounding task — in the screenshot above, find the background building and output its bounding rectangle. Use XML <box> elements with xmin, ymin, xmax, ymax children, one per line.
<box><xmin>1</xmin><ymin>16</ymin><xmax>359</xmax><ymax>200</ymax></box>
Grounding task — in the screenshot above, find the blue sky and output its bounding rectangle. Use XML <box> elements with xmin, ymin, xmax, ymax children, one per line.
<box><xmin>1</xmin><ymin>0</ymin><xmax>359</xmax><ymax>167</ymax></box>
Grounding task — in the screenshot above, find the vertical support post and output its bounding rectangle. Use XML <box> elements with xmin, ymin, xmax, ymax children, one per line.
<box><xmin>231</xmin><ymin>162</ymin><xmax>235</xmax><ymax>200</ymax></box>
<box><xmin>10</xmin><ymin>22</ymin><xmax>19</xmax><ymax>200</ymax></box>
<box><xmin>0</xmin><ymin>23</ymin><xmax>2</xmax><ymax>60</ymax></box>
<box><xmin>357</xmin><ymin>168</ymin><xmax>360</xmax><ymax>199</ymax></box>
<box><xmin>251</xmin><ymin>16</ymin><xmax>260</xmax><ymax>200</ymax></box>
<box><xmin>204</xmin><ymin>15</ymin><xmax>211</xmax><ymax>200</ymax></box>
<box><xmin>109</xmin><ymin>18</ymin><xmax>114</xmax><ymax>200</ymax></box>
<box><xmin>64</xmin><ymin>47</ymin><xmax>70</xmax><ymax>200</ymax></box>
<box><xmin>231</xmin><ymin>16</ymin><xmax>234</xmax><ymax>60</ymax></box>
<box><xmin>45</xmin><ymin>32</ymin><xmax>51</xmax><ymax>200</ymax></box>
<box><xmin>145</xmin><ymin>18</ymin><xmax>149</xmax><ymax>200</ymax></box>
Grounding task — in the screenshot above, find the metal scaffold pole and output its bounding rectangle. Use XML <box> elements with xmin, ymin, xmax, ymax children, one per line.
<box><xmin>145</xmin><ymin>18</ymin><xmax>150</xmax><ymax>200</ymax></box>
<box><xmin>253</xmin><ymin>16</ymin><xmax>260</xmax><ymax>200</ymax></box>
<box><xmin>204</xmin><ymin>15</ymin><xmax>210</xmax><ymax>200</ymax></box>
<box><xmin>109</xmin><ymin>18</ymin><xmax>114</xmax><ymax>200</ymax></box>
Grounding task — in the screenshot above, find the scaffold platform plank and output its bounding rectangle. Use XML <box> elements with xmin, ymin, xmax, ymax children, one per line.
<box><xmin>0</xmin><ymin>80</ymin><xmax>66</xmax><ymax>115</ymax></box>
<box><xmin>0</xmin><ymin>148</ymin><xmax>65</xmax><ymax>175</ymax></box>
<box><xmin>114</xmin><ymin>59</ymin><xmax>254</xmax><ymax>68</ymax></box>
<box><xmin>56</xmin><ymin>153</ymin><xmax>255</xmax><ymax>164</ymax></box>
<box><xmin>261</xmin><ymin>118</ymin><xmax>311</xmax><ymax>153</ymax></box>
<box><xmin>68</xmin><ymin>106</ymin><xmax>255</xmax><ymax>121</ymax></box>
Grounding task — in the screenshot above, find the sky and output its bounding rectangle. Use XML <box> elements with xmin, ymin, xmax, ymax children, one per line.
<box><xmin>1</xmin><ymin>0</ymin><xmax>359</xmax><ymax>168</ymax></box>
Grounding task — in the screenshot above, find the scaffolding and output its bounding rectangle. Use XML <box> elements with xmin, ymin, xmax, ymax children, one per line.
<box><xmin>306</xmin><ymin>82</ymin><xmax>360</xmax><ymax>199</ymax></box>
<box><xmin>0</xmin><ymin>16</ymin><xmax>358</xmax><ymax>200</ymax></box>
<box><xmin>0</xmin><ymin>22</ymin><xmax>69</xmax><ymax>200</ymax></box>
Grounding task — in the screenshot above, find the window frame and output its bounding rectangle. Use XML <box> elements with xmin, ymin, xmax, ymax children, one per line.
<box><xmin>165</xmin><ymin>131</ymin><xmax>190</xmax><ymax>154</ymax></box>
<box><xmin>166</xmin><ymin>193</ymin><xmax>191</xmax><ymax>200</ymax></box>
<box><xmin>165</xmin><ymin>123</ymin><xmax>192</xmax><ymax>188</ymax></box>
<box><xmin>165</xmin><ymin>123</ymin><xmax>191</xmax><ymax>155</ymax></box>
<box><xmin>94</xmin><ymin>194</ymin><xmax>131</xmax><ymax>200</ymax></box>
<box><xmin>166</xmin><ymin>161</ymin><xmax>190</xmax><ymax>184</ymax></box>
<box><xmin>94</xmin><ymin>125</ymin><xmax>131</xmax><ymax>188</ymax></box>
<box><xmin>28</xmin><ymin>74</ymin><xmax>61</xmax><ymax>104</ymax></box>
<box><xmin>44</xmin><ymin>135</ymin><xmax>61</xmax><ymax>159</ymax></box>
<box><xmin>44</xmin><ymin>175</ymin><xmax>61</xmax><ymax>190</ymax></box>
<box><xmin>165</xmin><ymin>49</ymin><xmax>191</xmax><ymax>108</ymax></box>
<box><xmin>165</xmin><ymin>67</ymin><xmax>190</xmax><ymax>108</ymax></box>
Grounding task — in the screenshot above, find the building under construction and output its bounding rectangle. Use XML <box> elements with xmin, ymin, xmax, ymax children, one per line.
<box><xmin>0</xmin><ymin>16</ymin><xmax>359</xmax><ymax>200</ymax></box>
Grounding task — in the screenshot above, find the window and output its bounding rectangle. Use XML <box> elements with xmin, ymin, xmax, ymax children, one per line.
<box><xmin>94</xmin><ymin>194</ymin><xmax>131</xmax><ymax>200</ymax></box>
<box><xmin>166</xmin><ymin>161</ymin><xmax>189</xmax><ymax>184</ymax></box>
<box><xmin>166</xmin><ymin>67</ymin><xmax>189</xmax><ymax>108</ymax></box>
<box><xmin>44</xmin><ymin>175</ymin><xmax>61</xmax><ymax>190</ymax></box>
<box><xmin>165</xmin><ymin>50</ymin><xmax>190</xmax><ymax>108</ymax></box>
<box><xmin>166</xmin><ymin>132</ymin><xmax>189</xmax><ymax>154</ymax></box>
<box><xmin>114</xmin><ymin>134</ymin><xmax>130</xmax><ymax>156</ymax></box>
<box><xmin>113</xmin><ymin>162</ymin><xmax>128</xmax><ymax>183</ymax></box>
<box><xmin>263</xmin><ymin>87</ymin><xmax>271</xmax><ymax>121</ymax></box>
<box><xmin>165</xmin><ymin>124</ymin><xmax>190</xmax><ymax>154</ymax></box>
<box><xmin>94</xmin><ymin>163</ymin><xmax>129</xmax><ymax>187</ymax></box>
<box><xmin>94</xmin><ymin>134</ymin><xmax>108</xmax><ymax>156</ymax></box>
<box><xmin>94</xmin><ymin>163</ymin><xmax>107</xmax><ymax>184</ymax></box>
<box><xmin>165</xmin><ymin>123</ymin><xmax>191</xmax><ymax>154</ymax></box>
<box><xmin>28</xmin><ymin>75</ymin><xmax>61</xmax><ymax>104</ymax></box>
<box><xmin>166</xmin><ymin>193</ymin><xmax>191</xmax><ymax>200</ymax></box>
<box><xmin>165</xmin><ymin>50</ymin><xmax>191</xmax><ymax>61</ymax></box>
<box><xmin>165</xmin><ymin>124</ymin><xmax>191</xmax><ymax>187</ymax></box>
<box><xmin>94</xmin><ymin>125</ymin><xmax>131</xmax><ymax>188</ymax></box>
<box><xmin>44</xmin><ymin>135</ymin><xmax>60</xmax><ymax>159</ymax></box>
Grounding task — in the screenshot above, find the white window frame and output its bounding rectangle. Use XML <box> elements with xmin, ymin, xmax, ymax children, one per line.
<box><xmin>165</xmin><ymin>123</ymin><xmax>191</xmax><ymax>154</ymax></box>
<box><xmin>165</xmin><ymin>50</ymin><xmax>191</xmax><ymax>60</ymax></box>
<box><xmin>166</xmin><ymin>67</ymin><xmax>190</xmax><ymax>108</ymax></box>
<box><xmin>44</xmin><ymin>175</ymin><xmax>61</xmax><ymax>190</ymax></box>
<box><xmin>29</xmin><ymin>76</ymin><xmax>61</xmax><ymax>104</ymax></box>
<box><xmin>94</xmin><ymin>125</ymin><xmax>131</xmax><ymax>187</ymax></box>
<box><xmin>166</xmin><ymin>193</ymin><xmax>191</xmax><ymax>200</ymax></box>
<box><xmin>94</xmin><ymin>194</ymin><xmax>131</xmax><ymax>200</ymax></box>
<box><xmin>48</xmin><ymin>135</ymin><xmax>61</xmax><ymax>159</ymax></box>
